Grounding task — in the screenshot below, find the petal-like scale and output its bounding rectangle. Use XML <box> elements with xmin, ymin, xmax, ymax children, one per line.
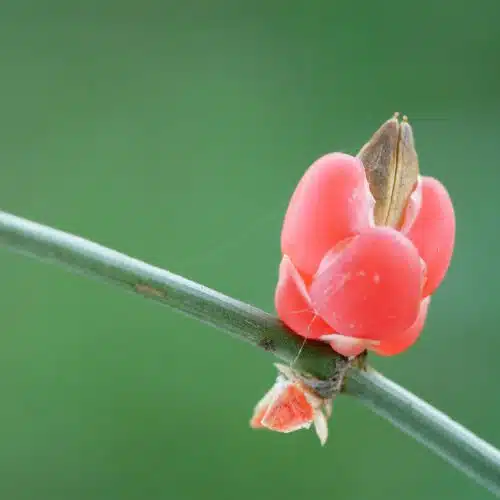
<box><xmin>250</xmin><ymin>405</ymin><xmax>269</xmax><ymax>429</ymax></box>
<box><xmin>320</xmin><ymin>334</ymin><xmax>376</xmax><ymax>357</ymax></box>
<box><xmin>313</xmin><ymin>410</ymin><xmax>329</xmax><ymax>446</ymax></box>
<box><xmin>261</xmin><ymin>382</ymin><xmax>314</xmax><ymax>433</ymax></box>
<box><xmin>275</xmin><ymin>255</ymin><xmax>333</xmax><ymax>340</ymax></box>
<box><xmin>309</xmin><ymin>227</ymin><xmax>422</xmax><ymax>340</ymax></box>
<box><xmin>405</xmin><ymin>177</ymin><xmax>455</xmax><ymax>297</ymax></box>
<box><xmin>250</xmin><ymin>377</ymin><xmax>287</xmax><ymax>429</ymax></box>
<box><xmin>281</xmin><ymin>153</ymin><xmax>375</xmax><ymax>277</ymax></box>
<box><xmin>372</xmin><ymin>297</ymin><xmax>430</xmax><ymax>356</ymax></box>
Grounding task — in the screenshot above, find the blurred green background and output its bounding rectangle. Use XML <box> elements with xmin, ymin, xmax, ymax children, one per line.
<box><xmin>1</xmin><ymin>1</ymin><xmax>499</xmax><ymax>499</ymax></box>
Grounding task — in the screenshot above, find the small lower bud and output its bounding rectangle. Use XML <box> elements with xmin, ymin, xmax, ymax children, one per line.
<box><xmin>250</xmin><ymin>365</ymin><xmax>332</xmax><ymax>444</ymax></box>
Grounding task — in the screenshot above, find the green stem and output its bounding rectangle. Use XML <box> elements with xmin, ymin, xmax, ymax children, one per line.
<box><xmin>347</xmin><ymin>368</ymin><xmax>500</xmax><ymax>496</ymax></box>
<box><xmin>0</xmin><ymin>211</ymin><xmax>343</xmax><ymax>379</ymax></box>
<box><xmin>1</xmin><ymin>210</ymin><xmax>499</xmax><ymax>496</ymax></box>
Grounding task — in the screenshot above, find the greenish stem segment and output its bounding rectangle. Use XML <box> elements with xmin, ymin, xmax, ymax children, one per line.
<box><xmin>346</xmin><ymin>368</ymin><xmax>500</xmax><ymax>496</ymax></box>
<box><xmin>1</xmin><ymin>210</ymin><xmax>499</xmax><ymax>496</ymax></box>
<box><xmin>0</xmin><ymin>211</ymin><xmax>343</xmax><ymax>379</ymax></box>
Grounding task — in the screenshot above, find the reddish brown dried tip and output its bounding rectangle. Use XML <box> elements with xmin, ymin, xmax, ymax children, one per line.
<box><xmin>357</xmin><ymin>113</ymin><xmax>419</xmax><ymax>228</ymax></box>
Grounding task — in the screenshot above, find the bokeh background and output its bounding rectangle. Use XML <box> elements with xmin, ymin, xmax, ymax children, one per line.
<box><xmin>1</xmin><ymin>1</ymin><xmax>499</xmax><ymax>499</ymax></box>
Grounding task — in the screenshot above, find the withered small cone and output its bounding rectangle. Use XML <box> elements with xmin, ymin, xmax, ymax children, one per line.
<box><xmin>357</xmin><ymin>113</ymin><xmax>419</xmax><ymax>228</ymax></box>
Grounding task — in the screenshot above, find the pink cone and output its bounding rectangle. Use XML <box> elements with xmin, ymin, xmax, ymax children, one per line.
<box><xmin>275</xmin><ymin>152</ymin><xmax>455</xmax><ymax>357</ymax></box>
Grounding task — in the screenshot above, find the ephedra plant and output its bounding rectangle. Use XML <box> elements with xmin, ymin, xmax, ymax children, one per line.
<box><xmin>1</xmin><ymin>114</ymin><xmax>499</xmax><ymax>496</ymax></box>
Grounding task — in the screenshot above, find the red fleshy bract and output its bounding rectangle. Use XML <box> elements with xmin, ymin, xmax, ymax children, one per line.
<box><xmin>372</xmin><ymin>297</ymin><xmax>430</xmax><ymax>356</ymax></box>
<box><xmin>310</xmin><ymin>227</ymin><xmax>422</xmax><ymax>340</ymax></box>
<box><xmin>281</xmin><ymin>153</ymin><xmax>374</xmax><ymax>279</ymax></box>
<box><xmin>275</xmin><ymin>255</ymin><xmax>333</xmax><ymax>340</ymax></box>
<box><xmin>405</xmin><ymin>177</ymin><xmax>455</xmax><ymax>297</ymax></box>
